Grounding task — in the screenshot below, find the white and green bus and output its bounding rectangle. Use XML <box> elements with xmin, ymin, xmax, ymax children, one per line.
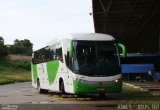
<box><xmin>31</xmin><ymin>33</ymin><xmax>122</xmax><ymax>96</ymax></box>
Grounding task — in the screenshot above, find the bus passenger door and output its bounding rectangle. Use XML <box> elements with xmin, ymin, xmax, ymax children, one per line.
<box><xmin>65</xmin><ymin>51</ymin><xmax>74</xmax><ymax>93</ymax></box>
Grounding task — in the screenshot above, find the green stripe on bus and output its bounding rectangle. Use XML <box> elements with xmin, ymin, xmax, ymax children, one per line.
<box><xmin>73</xmin><ymin>80</ymin><xmax>122</xmax><ymax>94</ymax></box>
<box><xmin>47</xmin><ymin>60</ymin><xmax>59</xmax><ymax>85</ymax></box>
<box><xmin>32</xmin><ymin>64</ymin><xmax>38</xmax><ymax>84</ymax></box>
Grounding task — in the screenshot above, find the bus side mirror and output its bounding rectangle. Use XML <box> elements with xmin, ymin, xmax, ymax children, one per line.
<box><xmin>118</xmin><ymin>43</ymin><xmax>127</xmax><ymax>58</ymax></box>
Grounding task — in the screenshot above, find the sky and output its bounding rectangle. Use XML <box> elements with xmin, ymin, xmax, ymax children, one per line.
<box><xmin>0</xmin><ymin>0</ymin><xmax>94</xmax><ymax>50</ymax></box>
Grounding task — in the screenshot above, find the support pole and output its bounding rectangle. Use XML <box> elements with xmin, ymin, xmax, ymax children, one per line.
<box><xmin>159</xmin><ymin>26</ymin><xmax>160</xmax><ymax>53</ymax></box>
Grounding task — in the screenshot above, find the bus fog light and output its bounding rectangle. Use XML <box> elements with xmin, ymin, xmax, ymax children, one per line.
<box><xmin>76</xmin><ymin>86</ymin><xmax>79</xmax><ymax>89</ymax></box>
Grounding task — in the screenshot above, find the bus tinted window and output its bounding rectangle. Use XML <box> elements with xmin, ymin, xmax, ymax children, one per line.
<box><xmin>32</xmin><ymin>47</ymin><xmax>63</xmax><ymax>64</ymax></box>
<box><xmin>72</xmin><ymin>41</ymin><xmax>120</xmax><ymax>77</ymax></box>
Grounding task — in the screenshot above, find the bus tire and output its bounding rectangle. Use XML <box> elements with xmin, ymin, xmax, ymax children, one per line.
<box><xmin>60</xmin><ymin>80</ymin><xmax>65</xmax><ymax>94</ymax></box>
<box><xmin>37</xmin><ymin>80</ymin><xmax>48</xmax><ymax>94</ymax></box>
<box><xmin>99</xmin><ymin>93</ymin><xmax>106</xmax><ymax>98</ymax></box>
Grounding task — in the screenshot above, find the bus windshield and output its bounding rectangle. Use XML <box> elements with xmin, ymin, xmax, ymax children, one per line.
<box><xmin>73</xmin><ymin>41</ymin><xmax>120</xmax><ymax>77</ymax></box>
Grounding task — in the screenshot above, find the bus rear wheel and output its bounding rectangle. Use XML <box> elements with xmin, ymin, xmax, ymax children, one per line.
<box><xmin>37</xmin><ymin>80</ymin><xmax>48</xmax><ymax>94</ymax></box>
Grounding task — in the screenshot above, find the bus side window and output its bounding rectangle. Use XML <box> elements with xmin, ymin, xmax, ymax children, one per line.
<box><xmin>56</xmin><ymin>48</ymin><xmax>63</xmax><ymax>62</ymax></box>
<box><xmin>42</xmin><ymin>55</ymin><xmax>45</xmax><ymax>62</ymax></box>
<box><xmin>33</xmin><ymin>51</ymin><xmax>39</xmax><ymax>64</ymax></box>
<box><xmin>66</xmin><ymin>51</ymin><xmax>73</xmax><ymax>70</ymax></box>
<box><xmin>32</xmin><ymin>52</ymin><xmax>36</xmax><ymax>64</ymax></box>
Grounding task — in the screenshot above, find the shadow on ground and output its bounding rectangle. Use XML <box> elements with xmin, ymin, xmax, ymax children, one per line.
<box><xmin>46</xmin><ymin>91</ymin><xmax>160</xmax><ymax>102</ymax></box>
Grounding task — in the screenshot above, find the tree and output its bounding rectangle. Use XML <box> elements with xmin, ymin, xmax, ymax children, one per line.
<box><xmin>9</xmin><ymin>39</ymin><xmax>33</xmax><ymax>56</ymax></box>
<box><xmin>0</xmin><ymin>36</ymin><xmax>4</xmax><ymax>45</ymax></box>
<box><xmin>0</xmin><ymin>36</ymin><xmax>8</xmax><ymax>61</ymax></box>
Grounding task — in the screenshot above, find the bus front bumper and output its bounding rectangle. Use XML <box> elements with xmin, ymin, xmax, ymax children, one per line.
<box><xmin>73</xmin><ymin>80</ymin><xmax>122</xmax><ymax>94</ymax></box>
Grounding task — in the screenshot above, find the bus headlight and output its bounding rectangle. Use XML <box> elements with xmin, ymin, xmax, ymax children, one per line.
<box><xmin>75</xmin><ymin>78</ymin><xmax>85</xmax><ymax>83</ymax></box>
<box><xmin>114</xmin><ymin>79</ymin><xmax>121</xmax><ymax>83</ymax></box>
<box><xmin>115</xmin><ymin>80</ymin><xmax>119</xmax><ymax>82</ymax></box>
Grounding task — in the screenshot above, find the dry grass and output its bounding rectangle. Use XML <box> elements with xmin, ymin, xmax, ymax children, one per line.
<box><xmin>0</xmin><ymin>69</ymin><xmax>31</xmax><ymax>85</ymax></box>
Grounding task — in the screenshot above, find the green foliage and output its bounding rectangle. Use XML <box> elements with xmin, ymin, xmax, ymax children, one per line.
<box><xmin>0</xmin><ymin>36</ymin><xmax>4</xmax><ymax>45</ymax></box>
<box><xmin>8</xmin><ymin>39</ymin><xmax>33</xmax><ymax>55</ymax></box>
<box><xmin>0</xmin><ymin>37</ymin><xmax>33</xmax><ymax>61</ymax></box>
<box><xmin>0</xmin><ymin>60</ymin><xmax>31</xmax><ymax>70</ymax></box>
<box><xmin>0</xmin><ymin>36</ymin><xmax>8</xmax><ymax>60</ymax></box>
<box><xmin>10</xmin><ymin>61</ymin><xmax>31</xmax><ymax>70</ymax></box>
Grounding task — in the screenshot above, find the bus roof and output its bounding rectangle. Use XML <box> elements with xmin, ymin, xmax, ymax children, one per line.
<box><xmin>64</xmin><ymin>33</ymin><xmax>115</xmax><ymax>41</ymax></box>
<box><xmin>45</xmin><ymin>33</ymin><xmax>115</xmax><ymax>49</ymax></box>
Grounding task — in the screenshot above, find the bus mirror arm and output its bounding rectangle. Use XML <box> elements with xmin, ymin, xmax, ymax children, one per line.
<box><xmin>118</xmin><ymin>43</ymin><xmax>127</xmax><ymax>58</ymax></box>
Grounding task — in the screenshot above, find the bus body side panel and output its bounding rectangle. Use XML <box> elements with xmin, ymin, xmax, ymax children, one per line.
<box><xmin>66</xmin><ymin>70</ymin><xmax>77</xmax><ymax>94</ymax></box>
<box><xmin>37</xmin><ymin>63</ymin><xmax>50</xmax><ymax>90</ymax></box>
<box><xmin>34</xmin><ymin>60</ymin><xmax>68</xmax><ymax>92</ymax></box>
<box><xmin>31</xmin><ymin>38</ymin><xmax>70</xmax><ymax>92</ymax></box>
<box><xmin>31</xmin><ymin>63</ymin><xmax>38</xmax><ymax>88</ymax></box>
<box><xmin>46</xmin><ymin>61</ymin><xmax>68</xmax><ymax>92</ymax></box>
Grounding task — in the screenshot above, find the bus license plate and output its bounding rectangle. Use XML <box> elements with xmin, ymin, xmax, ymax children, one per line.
<box><xmin>97</xmin><ymin>88</ymin><xmax>105</xmax><ymax>91</ymax></box>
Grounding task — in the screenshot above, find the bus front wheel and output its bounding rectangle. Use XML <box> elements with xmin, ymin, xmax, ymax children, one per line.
<box><xmin>60</xmin><ymin>80</ymin><xmax>65</xmax><ymax>94</ymax></box>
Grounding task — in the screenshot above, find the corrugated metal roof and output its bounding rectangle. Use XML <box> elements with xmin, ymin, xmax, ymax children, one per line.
<box><xmin>92</xmin><ymin>0</ymin><xmax>160</xmax><ymax>53</ymax></box>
